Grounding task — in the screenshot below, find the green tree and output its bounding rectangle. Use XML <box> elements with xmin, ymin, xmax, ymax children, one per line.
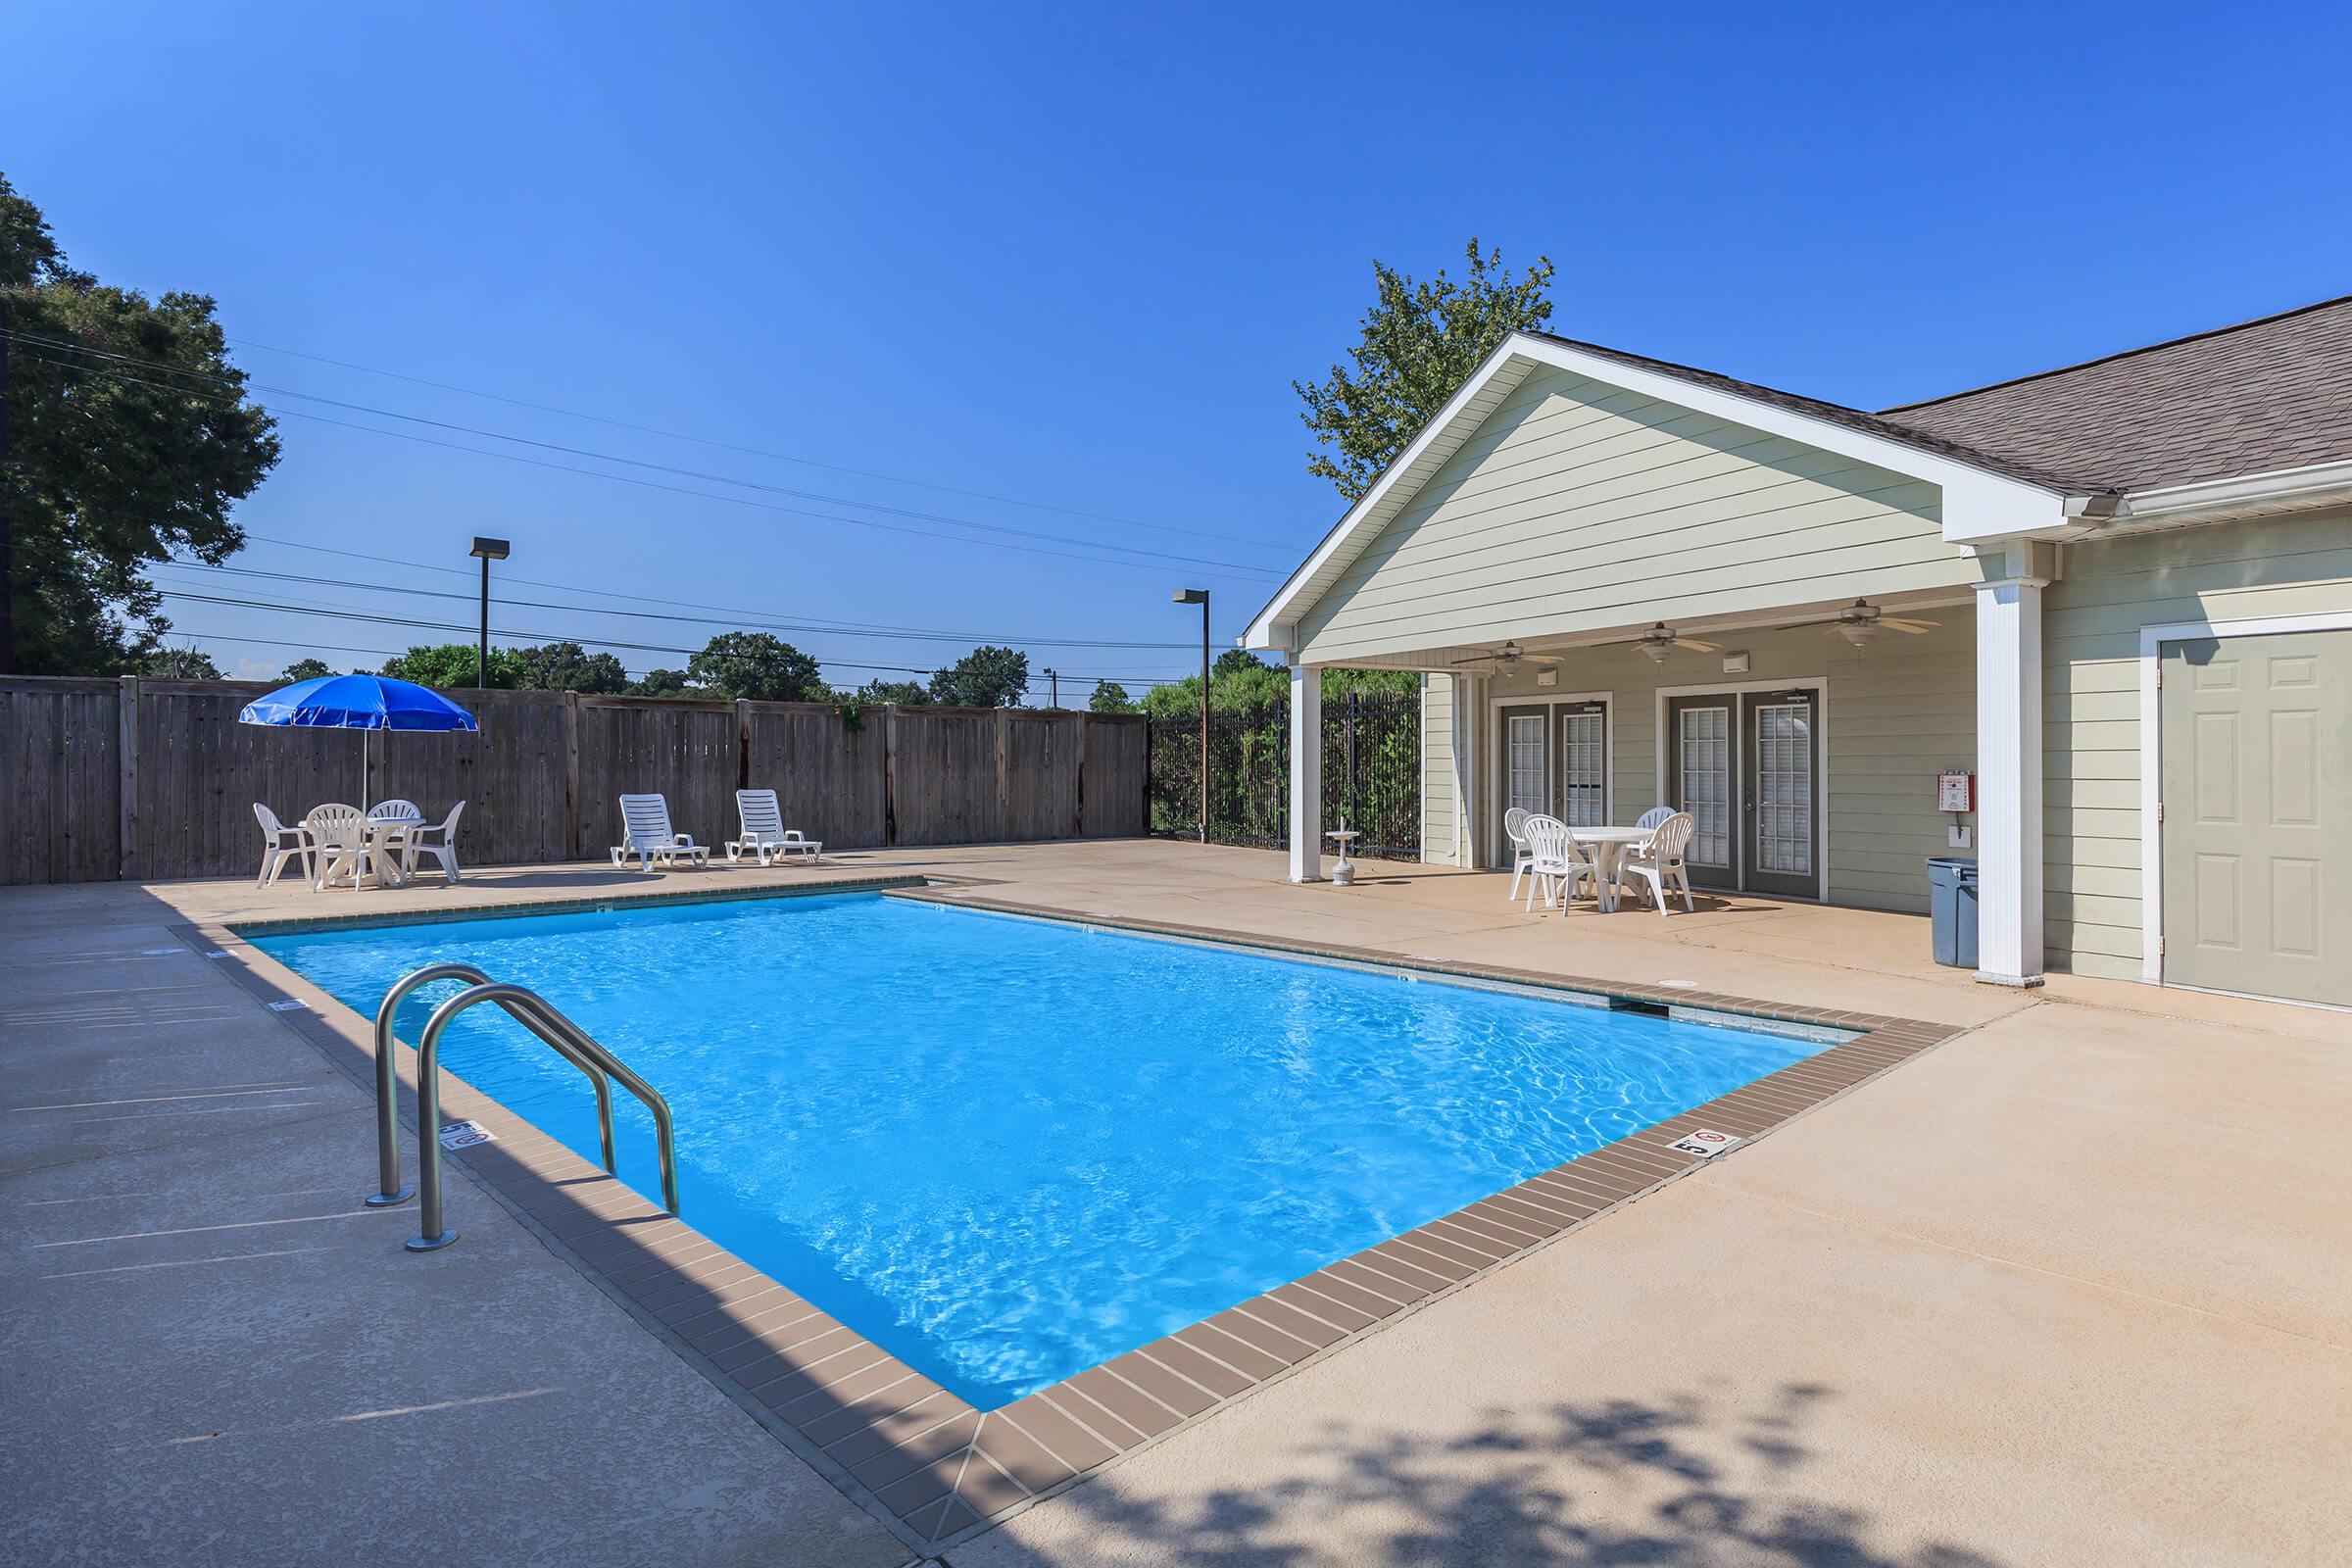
<box><xmin>629</xmin><ymin>667</ymin><xmax>694</xmax><ymax>697</ymax></box>
<box><xmin>687</xmin><ymin>631</ymin><xmax>825</xmax><ymax>702</ymax></box>
<box><xmin>928</xmin><ymin>645</ymin><xmax>1029</xmax><ymax>708</ymax></box>
<box><xmin>1295</xmin><ymin>239</ymin><xmax>1553</xmax><ymax>502</ymax></box>
<box><xmin>280</xmin><ymin>657</ymin><xmax>334</xmax><ymax>682</ymax></box>
<box><xmin>515</xmin><ymin>640</ymin><xmax>629</xmax><ymax>694</ymax></box>
<box><xmin>1089</xmin><ymin>678</ymin><xmax>1136</xmax><ymax>713</ymax></box>
<box><xmin>854</xmin><ymin>677</ymin><xmax>929</xmax><ymax>706</ymax></box>
<box><xmin>140</xmin><ymin>644</ymin><xmax>221</xmax><ymax>679</ymax></box>
<box><xmin>382</xmin><ymin>642</ymin><xmax>521</xmax><ymax>688</ymax></box>
<box><xmin>1</xmin><ymin>173</ymin><xmax>280</xmax><ymax>673</ymax></box>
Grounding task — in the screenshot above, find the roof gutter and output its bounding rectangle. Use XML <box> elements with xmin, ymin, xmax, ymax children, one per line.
<box><xmin>2099</xmin><ymin>459</ymin><xmax>2352</xmax><ymax>531</ymax></box>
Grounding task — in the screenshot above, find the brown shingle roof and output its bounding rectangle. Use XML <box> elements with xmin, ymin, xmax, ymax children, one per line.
<box><xmin>1541</xmin><ymin>294</ymin><xmax>2352</xmax><ymax>496</ymax></box>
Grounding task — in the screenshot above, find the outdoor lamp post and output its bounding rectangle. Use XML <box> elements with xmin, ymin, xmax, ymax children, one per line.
<box><xmin>468</xmin><ymin>537</ymin><xmax>510</xmax><ymax>688</ymax></box>
<box><xmin>1173</xmin><ymin>588</ymin><xmax>1209</xmax><ymax>844</ymax></box>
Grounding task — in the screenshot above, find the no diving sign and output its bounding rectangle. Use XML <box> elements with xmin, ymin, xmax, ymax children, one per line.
<box><xmin>437</xmin><ymin>1119</ymin><xmax>497</xmax><ymax>1152</ymax></box>
<box><xmin>1668</xmin><ymin>1128</ymin><xmax>1741</xmax><ymax>1158</ymax></box>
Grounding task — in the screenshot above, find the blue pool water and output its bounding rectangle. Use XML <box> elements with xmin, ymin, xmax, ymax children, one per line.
<box><xmin>253</xmin><ymin>892</ymin><xmax>1825</xmax><ymax>1407</ymax></box>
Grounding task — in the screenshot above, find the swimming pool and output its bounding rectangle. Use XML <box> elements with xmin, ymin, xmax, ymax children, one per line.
<box><xmin>254</xmin><ymin>892</ymin><xmax>1829</xmax><ymax>1408</ymax></box>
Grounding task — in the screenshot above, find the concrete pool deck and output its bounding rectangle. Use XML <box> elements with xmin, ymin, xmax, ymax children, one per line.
<box><xmin>3</xmin><ymin>840</ymin><xmax>2345</xmax><ymax>1565</ymax></box>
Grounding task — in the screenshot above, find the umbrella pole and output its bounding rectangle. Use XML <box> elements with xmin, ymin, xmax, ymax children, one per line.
<box><xmin>361</xmin><ymin>729</ymin><xmax>370</xmax><ymax>811</ymax></box>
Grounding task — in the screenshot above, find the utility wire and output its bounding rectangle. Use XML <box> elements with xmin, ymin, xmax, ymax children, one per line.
<box><xmin>6</xmin><ymin>329</ymin><xmax>1285</xmax><ymax>578</ymax></box>
<box><xmin>37</xmin><ymin>350</ymin><xmax>1277</xmax><ymax>586</ymax></box>
<box><xmin>158</xmin><ymin>560</ymin><xmax>1198</xmax><ymax>649</ymax></box>
<box><xmin>225</xmin><ymin>333</ymin><xmax>1281</xmax><ymax>550</ymax></box>
<box><xmin>163</xmin><ymin>629</ymin><xmax>1174</xmax><ymax>695</ymax></box>
<box><xmin>149</xmin><ymin>586</ymin><xmax>1188</xmax><ymax>684</ymax></box>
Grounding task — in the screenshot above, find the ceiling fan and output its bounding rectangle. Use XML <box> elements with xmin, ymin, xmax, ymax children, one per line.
<box><xmin>1779</xmin><ymin>599</ymin><xmax>1941</xmax><ymax>649</ymax></box>
<box><xmin>1447</xmin><ymin>640</ymin><xmax>1563</xmax><ymax>669</ymax></box>
<box><xmin>1597</xmin><ymin>622</ymin><xmax>1722</xmax><ymax>666</ymax></box>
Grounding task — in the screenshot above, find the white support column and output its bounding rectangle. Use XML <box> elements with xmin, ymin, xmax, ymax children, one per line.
<box><xmin>1288</xmin><ymin>662</ymin><xmax>1323</xmax><ymax>883</ymax></box>
<box><xmin>1973</xmin><ymin>544</ymin><xmax>2052</xmax><ymax>986</ymax></box>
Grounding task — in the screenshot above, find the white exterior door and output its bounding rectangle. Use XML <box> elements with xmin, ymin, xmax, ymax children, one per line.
<box><xmin>2160</xmin><ymin>631</ymin><xmax>2350</xmax><ymax>1005</ymax></box>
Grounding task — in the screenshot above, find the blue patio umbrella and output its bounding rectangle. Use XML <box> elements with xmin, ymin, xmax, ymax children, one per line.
<box><xmin>238</xmin><ymin>674</ymin><xmax>478</xmax><ymax>808</ymax></box>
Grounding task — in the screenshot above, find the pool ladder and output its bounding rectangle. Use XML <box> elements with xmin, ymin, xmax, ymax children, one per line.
<box><xmin>367</xmin><ymin>962</ymin><xmax>679</xmax><ymax>1252</ymax></box>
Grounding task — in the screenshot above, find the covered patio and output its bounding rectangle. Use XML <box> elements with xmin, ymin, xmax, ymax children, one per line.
<box><xmin>1246</xmin><ymin>331</ymin><xmax>2112</xmax><ymax>988</ymax></box>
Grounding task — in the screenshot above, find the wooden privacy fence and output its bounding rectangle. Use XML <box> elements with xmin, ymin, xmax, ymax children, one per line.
<box><xmin>0</xmin><ymin>676</ymin><xmax>1148</xmax><ymax>886</ymax></box>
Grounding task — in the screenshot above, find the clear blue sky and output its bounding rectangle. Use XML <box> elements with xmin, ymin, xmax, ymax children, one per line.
<box><xmin>6</xmin><ymin>1</ymin><xmax>2347</xmax><ymax>691</ymax></box>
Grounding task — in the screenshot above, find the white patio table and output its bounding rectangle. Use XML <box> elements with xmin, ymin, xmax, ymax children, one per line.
<box><xmin>1568</xmin><ymin>825</ymin><xmax>1655</xmax><ymax>913</ymax></box>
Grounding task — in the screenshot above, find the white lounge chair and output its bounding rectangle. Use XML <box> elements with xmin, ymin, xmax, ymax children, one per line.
<box><xmin>727</xmin><ymin>789</ymin><xmax>822</xmax><ymax>865</ymax></box>
<box><xmin>253</xmin><ymin>804</ymin><xmax>314</xmax><ymax>888</ymax></box>
<box><xmin>400</xmin><ymin>801</ymin><xmax>466</xmax><ymax>883</ymax></box>
<box><xmin>612</xmin><ymin>794</ymin><xmax>709</xmax><ymax>871</ymax></box>
<box><xmin>1521</xmin><ymin>814</ymin><xmax>1596</xmax><ymax>913</ymax></box>
<box><xmin>1503</xmin><ymin>807</ymin><xmax>1536</xmax><ymax>901</ymax></box>
<box><xmin>1619</xmin><ymin>811</ymin><xmax>1697</xmax><ymax>917</ymax></box>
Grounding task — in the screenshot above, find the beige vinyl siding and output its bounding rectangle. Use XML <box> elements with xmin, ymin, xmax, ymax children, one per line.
<box><xmin>2042</xmin><ymin>508</ymin><xmax>2352</xmax><ymax>979</ymax></box>
<box><xmin>1420</xmin><ymin>672</ymin><xmax>1458</xmax><ymax>864</ymax></box>
<box><xmin>1298</xmin><ymin>366</ymin><xmax>1978</xmax><ymax>665</ymax></box>
<box><xmin>1480</xmin><ymin>616</ymin><xmax>1976</xmax><ymax>913</ymax></box>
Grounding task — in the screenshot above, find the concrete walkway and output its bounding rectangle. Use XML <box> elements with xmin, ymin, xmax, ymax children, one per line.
<box><xmin>4</xmin><ymin>841</ymin><xmax>2345</xmax><ymax>1565</ymax></box>
<box><xmin>0</xmin><ymin>880</ymin><xmax>908</xmax><ymax>1568</ymax></box>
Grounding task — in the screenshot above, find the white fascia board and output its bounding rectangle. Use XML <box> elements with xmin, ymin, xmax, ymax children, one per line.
<box><xmin>1244</xmin><ymin>333</ymin><xmax>2078</xmax><ymax>650</ymax></box>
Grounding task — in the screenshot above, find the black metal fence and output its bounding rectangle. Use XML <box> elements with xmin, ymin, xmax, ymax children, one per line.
<box><xmin>1148</xmin><ymin>690</ymin><xmax>1421</xmax><ymax>860</ymax></box>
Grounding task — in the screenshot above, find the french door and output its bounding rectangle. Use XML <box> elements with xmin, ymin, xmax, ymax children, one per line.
<box><xmin>1498</xmin><ymin>700</ymin><xmax>1609</xmax><ymax>838</ymax></box>
<box><xmin>1666</xmin><ymin>688</ymin><xmax>1822</xmax><ymax>900</ymax></box>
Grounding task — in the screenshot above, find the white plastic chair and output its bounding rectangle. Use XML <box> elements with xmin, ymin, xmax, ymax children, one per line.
<box><xmin>306</xmin><ymin>804</ymin><xmax>385</xmax><ymax>891</ymax></box>
<box><xmin>1521</xmin><ymin>814</ymin><xmax>1596</xmax><ymax>913</ymax></box>
<box><xmin>611</xmin><ymin>794</ymin><xmax>709</xmax><ymax>871</ymax></box>
<box><xmin>400</xmin><ymin>801</ymin><xmax>466</xmax><ymax>883</ymax></box>
<box><xmin>1619</xmin><ymin>811</ymin><xmax>1697</xmax><ymax>917</ymax></box>
<box><xmin>1504</xmin><ymin>807</ymin><xmax>1537</xmax><ymax>900</ymax></box>
<box><xmin>253</xmin><ymin>804</ymin><xmax>314</xmax><ymax>888</ymax></box>
<box><xmin>1634</xmin><ymin>806</ymin><xmax>1676</xmax><ymax>833</ymax></box>
<box><xmin>727</xmin><ymin>789</ymin><xmax>822</xmax><ymax>865</ymax></box>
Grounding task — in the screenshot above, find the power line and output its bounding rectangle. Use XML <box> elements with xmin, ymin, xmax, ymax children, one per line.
<box><xmin>6</xmin><ymin>330</ymin><xmax>1285</xmax><ymax>579</ymax></box>
<box><xmin>158</xmin><ymin>560</ymin><xmax>1196</xmax><ymax>649</ymax></box>
<box><xmin>169</xmin><ymin>630</ymin><xmax>1174</xmax><ymax>695</ymax></box>
<box><xmin>150</xmin><ymin>586</ymin><xmax>1188</xmax><ymax>684</ymax></box>
<box><xmin>225</xmin><ymin>334</ymin><xmax>1282</xmax><ymax>550</ymax></box>
<box><xmin>238</xmin><ymin>530</ymin><xmax>1188</xmax><ymax>637</ymax></box>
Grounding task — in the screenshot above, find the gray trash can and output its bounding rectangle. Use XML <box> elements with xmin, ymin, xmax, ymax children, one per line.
<box><xmin>1927</xmin><ymin>857</ymin><xmax>1979</xmax><ymax>968</ymax></box>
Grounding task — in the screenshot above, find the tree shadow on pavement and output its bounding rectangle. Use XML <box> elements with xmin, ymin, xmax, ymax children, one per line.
<box><xmin>959</xmin><ymin>1383</ymin><xmax>2006</xmax><ymax>1568</ymax></box>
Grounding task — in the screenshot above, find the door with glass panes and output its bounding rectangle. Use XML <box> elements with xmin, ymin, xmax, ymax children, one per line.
<box><xmin>1498</xmin><ymin>701</ymin><xmax>1609</xmax><ymax>845</ymax></box>
<box><xmin>1665</xmin><ymin>688</ymin><xmax>1821</xmax><ymax>900</ymax></box>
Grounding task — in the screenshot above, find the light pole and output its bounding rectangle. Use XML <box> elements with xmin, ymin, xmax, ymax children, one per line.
<box><xmin>468</xmin><ymin>537</ymin><xmax>510</xmax><ymax>688</ymax></box>
<box><xmin>1173</xmin><ymin>588</ymin><xmax>1208</xmax><ymax>844</ymax></box>
<box><xmin>1045</xmin><ymin>667</ymin><xmax>1059</xmax><ymax>709</ymax></box>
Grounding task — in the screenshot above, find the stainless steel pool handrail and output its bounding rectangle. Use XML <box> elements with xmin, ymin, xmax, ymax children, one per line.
<box><xmin>366</xmin><ymin>966</ymin><xmax>680</xmax><ymax>1252</ymax></box>
<box><xmin>368</xmin><ymin>963</ymin><xmax>617</xmax><ymax>1205</ymax></box>
<box><xmin>405</xmin><ymin>980</ymin><xmax>682</xmax><ymax>1252</ymax></box>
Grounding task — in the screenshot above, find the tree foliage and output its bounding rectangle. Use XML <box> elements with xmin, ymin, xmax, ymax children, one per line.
<box><xmin>1294</xmin><ymin>239</ymin><xmax>1553</xmax><ymax>502</ymax></box>
<box><xmin>927</xmin><ymin>644</ymin><xmax>1029</xmax><ymax>709</ymax></box>
<box><xmin>630</xmin><ymin>667</ymin><xmax>694</xmax><ymax>697</ymax></box>
<box><xmin>1</xmin><ymin>173</ymin><xmax>280</xmax><ymax>673</ymax></box>
<box><xmin>1089</xmin><ymin>678</ymin><xmax>1136</xmax><ymax>713</ymax></box>
<box><xmin>381</xmin><ymin>642</ymin><xmax>522</xmax><ymax>688</ymax></box>
<box><xmin>279</xmin><ymin>658</ymin><xmax>334</xmax><ymax>682</ymax></box>
<box><xmin>141</xmin><ymin>644</ymin><xmax>222</xmax><ymax>679</ymax></box>
<box><xmin>687</xmin><ymin>631</ymin><xmax>826</xmax><ymax>702</ymax></box>
<box><xmin>852</xmin><ymin>677</ymin><xmax>929</xmax><ymax>706</ymax></box>
<box><xmin>515</xmin><ymin>639</ymin><xmax>628</xmax><ymax>694</ymax></box>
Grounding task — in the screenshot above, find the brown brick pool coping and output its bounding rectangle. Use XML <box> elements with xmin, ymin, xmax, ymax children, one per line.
<box><xmin>186</xmin><ymin>871</ymin><xmax>1967</xmax><ymax>1556</ymax></box>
